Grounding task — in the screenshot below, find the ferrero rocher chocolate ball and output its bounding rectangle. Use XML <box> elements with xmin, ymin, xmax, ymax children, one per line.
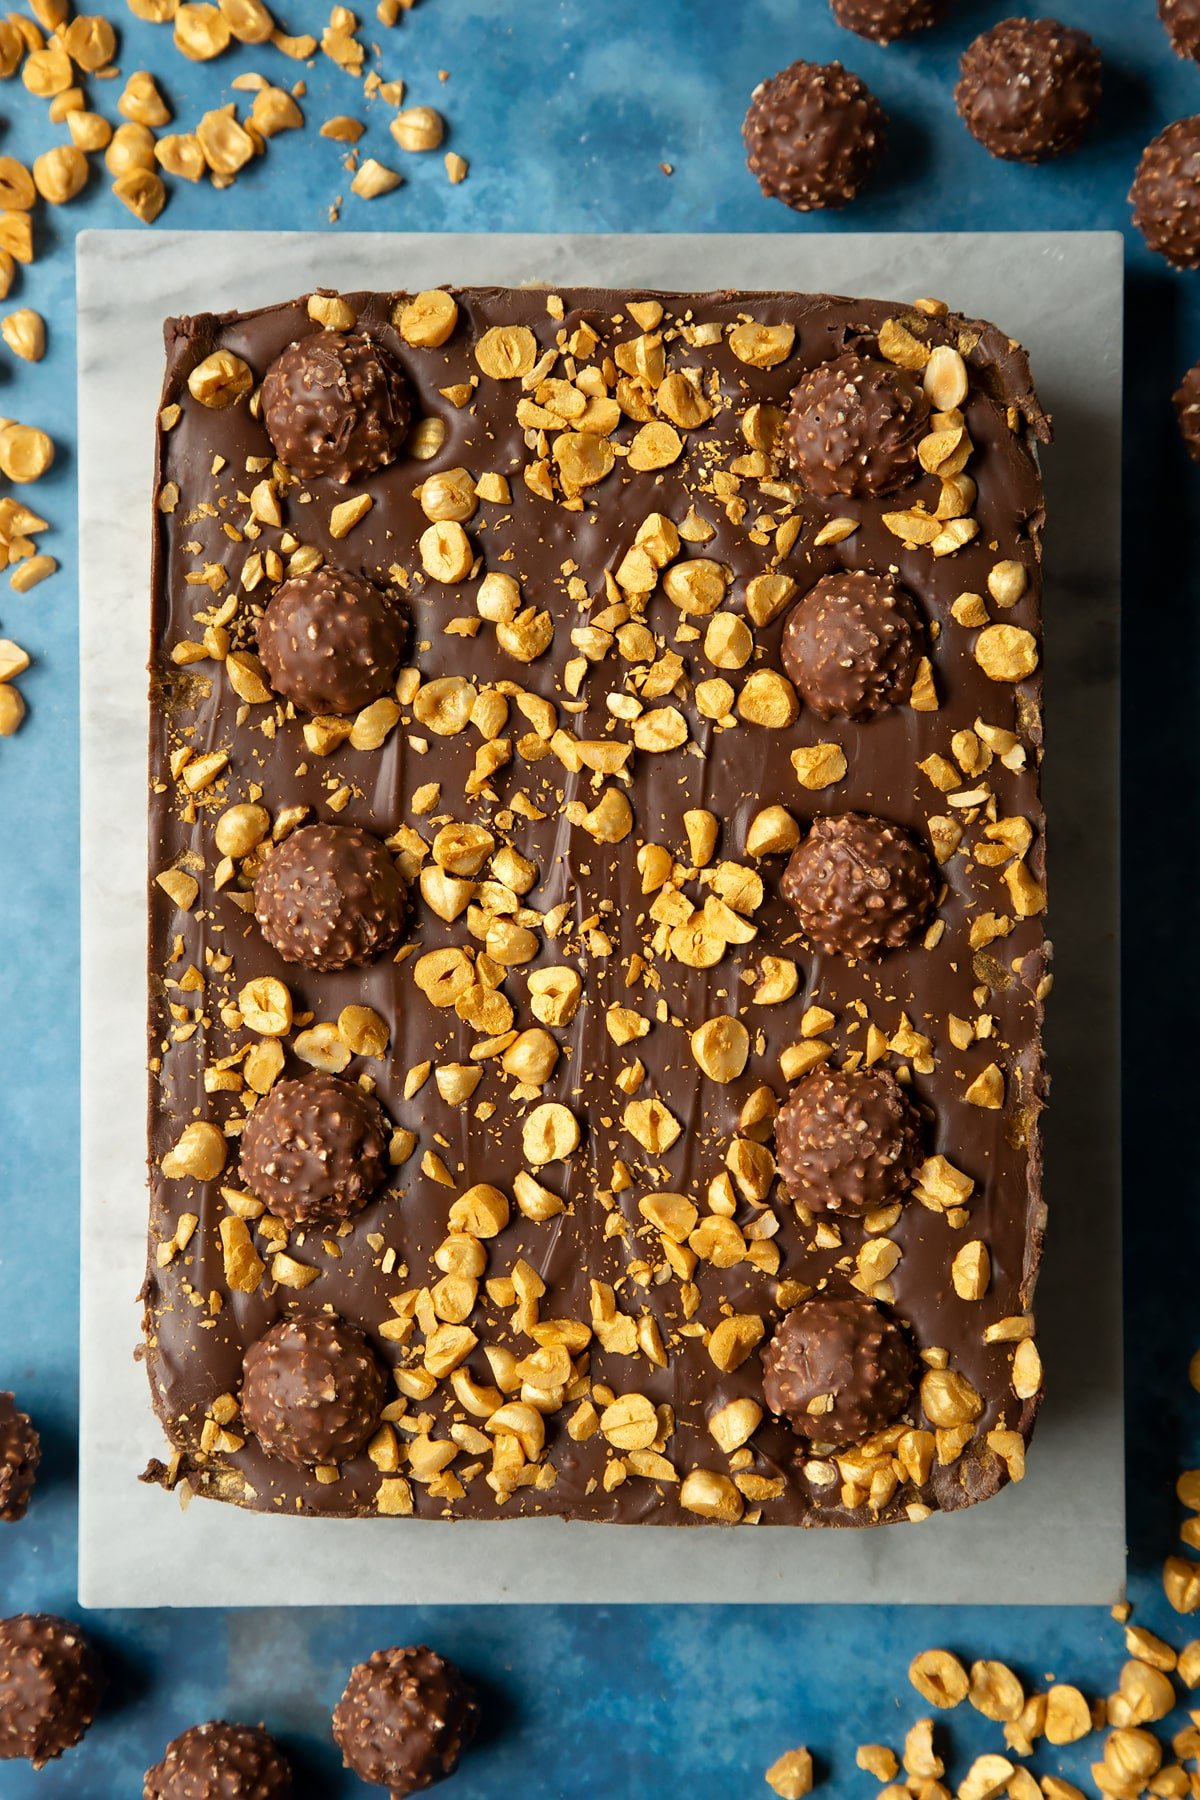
<box><xmin>253</xmin><ymin>823</ymin><xmax>406</xmax><ymax>972</ymax></box>
<box><xmin>257</xmin><ymin>567</ymin><xmax>406</xmax><ymax>716</ymax></box>
<box><xmin>0</xmin><ymin>1393</ymin><xmax>40</xmax><ymax>1523</ymax></box>
<box><xmin>776</xmin><ymin>1067</ymin><xmax>924</xmax><ymax>1215</ymax></box>
<box><xmin>782</xmin><ymin>812</ymin><xmax>937</xmax><ymax>959</ymax></box>
<box><xmin>260</xmin><ymin>330</ymin><xmax>410</xmax><ymax>484</ymax></box>
<box><xmin>332</xmin><ymin>1645</ymin><xmax>479</xmax><ymax>1797</ymax></box>
<box><xmin>239</xmin><ymin>1072</ymin><xmax>391</xmax><ymax>1231</ymax></box>
<box><xmin>762</xmin><ymin>1297</ymin><xmax>915</xmax><ymax>1446</ymax></box>
<box><xmin>831</xmin><ymin>0</ymin><xmax>951</xmax><ymax>43</ymax></box>
<box><xmin>143</xmin><ymin>1721</ymin><xmax>293</xmax><ymax>1800</ymax></box>
<box><xmin>241</xmin><ymin>1313</ymin><xmax>386</xmax><ymax>1469</ymax></box>
<box><xmin>782</xmin><ymin>570</ymin><xmax>923</xmax><ymax>719</ymax></box>
<box><xmin>1130</xmin><ymin>118</ymin><xmax>1200</xmax><ymax>268</ymax></box>
<box><xmin>785</xmin><ymin>353</ymin><xmax>930</xmax><ymax>499</ymax></box>
<box><xmin>955</xmin><ymin>19</ymin><xmax>1101</xmax><ymax>163</ymax></box>
<box><xmin>1160</xmin><ymin>0</ymin><xmax>1200</xmax><ymax>60</ymax></box>
<box><xmin>743</xmin><ymin>59</ymin><xmax>886</xmax><ymax>212</ymax></box>
<box><xmin>0</xmin><ymin>1614</ymin><xmax>103</xmax><ymax>1768</ymax></box>
<box><xmin>1176</xmin><ymin>362</ymin><xmax>1200</xmax><ymax>462</ymax></box>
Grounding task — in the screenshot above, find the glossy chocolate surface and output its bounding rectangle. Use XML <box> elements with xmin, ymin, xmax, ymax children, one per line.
<box><xmin>146</xmin><ymin>284</ymin><xmax>1049</xmax><ymax>1528</ymax></box>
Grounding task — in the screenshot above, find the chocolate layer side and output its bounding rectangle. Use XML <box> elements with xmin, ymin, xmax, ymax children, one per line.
<box><xmin>144</xmin><ymin>284</ymin><xmax>1050</xmax><ymax>1528</ymax></box>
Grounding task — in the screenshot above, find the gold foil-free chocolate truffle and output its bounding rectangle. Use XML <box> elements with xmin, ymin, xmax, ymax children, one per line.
<box><xmin>241</xmin><ymin>1313</ymin><xmax>386</xmax><ymax>1469</ymax></box>
<box><xmin>830</xmin><ymin>0</ymin><xmax>951</xmax><ymax>43</ymax></box>
<box><xmin>955</xmin><ymin>18</ymin><xmax>1101</xmax><ymax>162</ymax></box>
<box><xmin>782</xmin><ymin>812</ymin><xmax>937</xmax><ymax>959</ymax></box>
<box><xmin>0</xmin><ymin>1614</ymin><xmax>103</xmax><ymax>1767</ymax></box>
<box><xmin>1130</xmin><ymin>118</ymin><xmax>1200</xmax><ymax>268</ymax></box>
<box><xmin>1175</xmin><ymin>362</ymin><xmax>1200</xmax><ymax>462</ymax></box>
<box><xmin>257</xmin><ymin>567</ymin><xmax>406</xmax><ymax>716</ymax></box>
<box><xmin>762</xmin><ymin>1297</ymin><xmax>915</xmax><ymax>1446</ymax></box>
<box><xmin>143</xmin><ymin>1721</ymin><xmax>293</xmax><ymax>1800</ymax></box>
<box><xmin>261</xmin><ymin>330</ymin><xmax>410</xmax><ymax>484</ymax></box>
<box><xmin>0</xmin><ymin>1392</ymin><xmax>39</xmax><ymax>1522</ymax></box>
<box><xmin>782</xmin><ymin>570</ymin><xmax>923</xmax><ymax>719</ymax></box>
<box><xmin>785</xmin><ymin>353</ymin><xmax>930</xmax><ymax>499</ymax></box>
<box><xmin>743</xmin><ymin>59</ymin><xmax>886</xmax><ymax>212</ymax></box>
<box><xmin>239</xmin><ymin>1072</ymin><xmax>391</xmax><ymax>1231</ymax></box>
<box><xmin>776</xmin><ymin>1067</ymin><xmax>924</xmax><ymax>1215</ymax></box>
<box><xmin>1160</xmin><ymin>0</ymin><xmax>1200</xmax><ymax>59</ymax></box>
<box><xmin>252</xmin><ymin>823</ymin><xmax>406</xmax><ymax>971</ymax></box>
<box><xmin>332</xmin><ymin>1645</ymin><xmax>479</xmax><ymax>1797</ymax></box>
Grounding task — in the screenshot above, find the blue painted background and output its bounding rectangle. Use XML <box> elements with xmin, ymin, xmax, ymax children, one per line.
<box><xmin>0</xmin><ymin>0</ymin><xmax>1197</xmax><ymax>1792</ymax></box>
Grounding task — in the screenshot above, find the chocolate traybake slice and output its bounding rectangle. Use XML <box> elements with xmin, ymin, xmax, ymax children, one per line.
<box><xmin>144</xmin><ymin>281</ymin><xmax>1050</xmax><ymax>1527</ymax></box>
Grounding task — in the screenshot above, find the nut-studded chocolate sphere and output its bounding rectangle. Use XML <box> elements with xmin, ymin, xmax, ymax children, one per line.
<box><xmin>261</xmin><ymin>330</ymin><xmax>410</xmax><ymax>484</ymax></box>
<box><xmin>785</xmin><ymin>353</ymin><xmax>930</xmax><ymax>499</ymax></box>
<box><xmin>782</xmin><ymin>570</ymin><xmax>923</xmax><ymax>718</ymax></box>
<box><xmin>743</xmin><ymin>59</ymin><xmax>886</xmax><ymax>212</ymax></box>
<box><xmin>762</xmin><ymin>1297</ymin><xmax>915</xmax><ymax>1446</ymax></box>
<box><xmin>332</xmin><ymin>1645</ymin><xmax>479</xmax><ymax>1797</ymax></box>
<box><xmin>0</xmin><ymin>1392</ymin><xmax>39</xmax><ymax>1522</ymax></box>
<box><xmin>253</xmin><ymin>823</ymin><xmax>406</xmax><ymax>971</ymax></box>
<box><xmin>830</xmin><ymin>0</ymin><xmax>951</xmax><ymax>43</ymax></box>
<box><xmin>0</xmin><ymin>1614</ymin><xmax>103</xmax><ymax>1767</ymax></box>
<box><xmin>257</xmin><ymin>567</ymin><xmax>406</xmax><ymax>716</ymax></box>
<box><xmin>143</xmin><ymin>1721</ymin><xmax>293</xmax><ymax>1800</ymax></box>
<box><xmin>955</xmin><ymin>19</ymin><xmax>1101</xmax><ymax>163</ymax></box>
<box><xmin>1130</xmin><ymin>118</ymin><xmax>1200</xmax><ymax>268</ymax></box>
<box><xmin>782</xmin><ymin>812</ymin><xmax>936</xmax><ymax>959</ymax></box>
<box><xmin>1175</xmin><ymin>362</ymin><xmax>1200</xmax><ymax>462</ymax></box>
<box><xmin>776</xmin><ymin>1067</ymin><xmax>924</xmax><ymax>1215</ymax></box>
<box><xmin>241</xmin><ymin>1313</ymin><xmax>386</xmax><ymax>1469</ymax></box>
<box><xmin>1160</xmin><ymin>0</ymin><xmax>1200</xmax><ymax>60</ymax></box>
<box><xmin>239</xmin><ymin>1072</ymin><xmax>391</xmax><ymax>1230</ymax></box>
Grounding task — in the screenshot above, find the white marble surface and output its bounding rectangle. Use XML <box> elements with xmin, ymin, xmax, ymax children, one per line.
<box><xmin>78</xmin><ymin>229</ymin><xmax>1125</xmax><ymax>1608</ymax></box>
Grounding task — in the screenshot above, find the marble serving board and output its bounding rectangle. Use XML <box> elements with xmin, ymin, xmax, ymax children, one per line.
<box><xmin>78</xmin><ymin>229</ymin><xmax>1124</xmax><ymax>1608</ymax></box>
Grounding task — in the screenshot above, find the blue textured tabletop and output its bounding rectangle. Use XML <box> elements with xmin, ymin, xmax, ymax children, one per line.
<box><xmin>0</xmin><ymin>0</ymin><xmax>1197</xmax><ymax>1794</ymax></box>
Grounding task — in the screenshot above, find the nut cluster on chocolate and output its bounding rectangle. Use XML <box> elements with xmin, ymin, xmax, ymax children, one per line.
<box><xmin>146</xmin><ymin>281</ymin><xmax>1049</xmax><ymax>1532</ymax></box>
<box><xmin>955</xmin><ymin>18</ymin><xmax>1102</xmax><ymax>162</ymax></box>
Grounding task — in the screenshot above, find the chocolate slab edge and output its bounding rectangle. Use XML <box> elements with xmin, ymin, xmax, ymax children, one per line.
<box><xmin>143</xmin><ymin>279</ymin><xmax>1050</xmax><ymax>1528</ymax></box>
